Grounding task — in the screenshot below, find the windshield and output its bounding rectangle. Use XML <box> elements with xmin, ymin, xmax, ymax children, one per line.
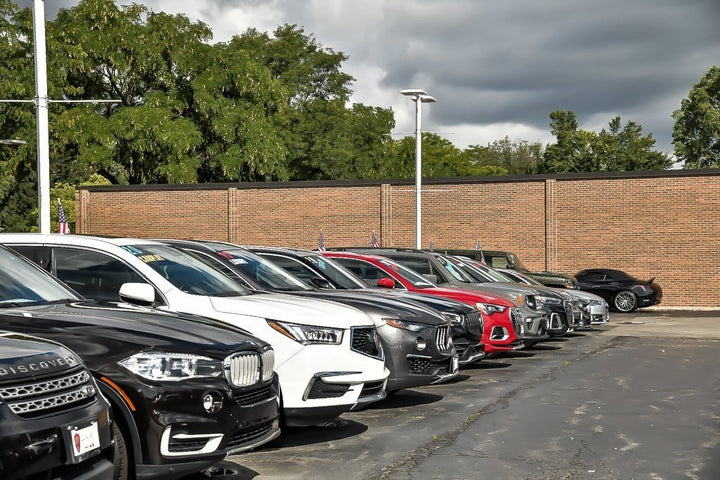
<box><xmin>121</xmin><ymin>244</ymin><xmax>251</xmax><ymax>297</ymax></box>
<box><xmin>475</xmin><ymin>264</ymin><xmax>519</xmax><ymax>283</ymax></box>
<box><xmin>0</xmin><ymin>247</ymin><xmax>78</xmax><ymax>307</ymax></box>
<box><xmin>218</xmin><ymin>248</ymin><xmax>311</xmax><ymax>291</ymax></box>
<box><xmin>379</xmin><ymin>259</ymin><xmax>436</xmax><ymax>288</ymax></box>
<box><xmin>434</xmin><ymin>255</ymin><xmax>477</xmax><ymax>283</ymax></box>
<box><xmin>305</xmin><ymin>255</ymin><xmax>370</xmax><ymax>289</ymax></box>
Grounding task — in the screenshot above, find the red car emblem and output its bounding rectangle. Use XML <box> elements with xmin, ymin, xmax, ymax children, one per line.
<box><xmin>74</xmin><ymin>432</ymin><xmax>81</xmax><ymax>453</ymax></box>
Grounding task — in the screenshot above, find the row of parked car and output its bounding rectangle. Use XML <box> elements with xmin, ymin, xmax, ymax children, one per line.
<box><xmin>0</xmin><ymin>234</ymin><xmax>662</xmax><ymax>479</ymax></box>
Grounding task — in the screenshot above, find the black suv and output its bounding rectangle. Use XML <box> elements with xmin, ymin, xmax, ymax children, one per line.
<box><xmin>0</xmin><ymin>331</ymin><xmax>114</xmax><ymax>480</ymax></box>
<box><xmin>0</xmin><ymin>246</ymin><xmax>280</xmax><ymax>479</ymax></box>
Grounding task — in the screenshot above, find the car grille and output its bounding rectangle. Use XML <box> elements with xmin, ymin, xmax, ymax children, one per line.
<box><xmin>435</xmin><ymin>325</ymin><xmax>452</xmax><ymax>353</ymax></box>
<box><xmin>510</xmin><ymin>308</ymin><xmax>523</xmax><ymax>335</ymax></box>
<box><xmin>225</xmin><ymin>420</ymin><xmax>276</xmax><ymax>452</ymax></box>
<box><xmin>351</xmin><ymin>327</ymin><xmax>382</xmax><ymax>359</ymax></box>
<box><xmin>408</xmin><ymin>357</ymin><xmax>433</xmax><ymax>374</ymax></box>
<box><xmin>225</xmin><ymin>352</ymin><xmax>261</xmax><ymax>387</ymax></box>
<box><xmin>235</xmin><ymin>384</ymin><xmax>275</xmax><ymax>406</ymax></box>
<box><xmin>0</xmin><ymin>368</ymin><xmax>96</xmax><ymax>418</ymax></box>
<box><xmin>464</xmin><ymin>311</ymin><xmax>483</xmax><ymax>335</ymax></box>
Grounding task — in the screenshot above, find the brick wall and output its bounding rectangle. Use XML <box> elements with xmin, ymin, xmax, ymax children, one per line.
<box><xmin>77</xmin><ymin>169</ymin><xmax>720</xmax><ymax>308</ymax></box>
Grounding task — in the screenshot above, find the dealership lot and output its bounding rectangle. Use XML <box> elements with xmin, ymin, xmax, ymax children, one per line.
<box><xmin>195</xmin><ymin>311</ymin><xmax>720</xmax><ymax>479</ymax></box>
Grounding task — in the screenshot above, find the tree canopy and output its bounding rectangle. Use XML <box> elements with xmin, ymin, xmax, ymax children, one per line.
<box><xmin>672</xmin><ymin>65</ymin><xmax>720</xmax><ymax>169</ymax></box>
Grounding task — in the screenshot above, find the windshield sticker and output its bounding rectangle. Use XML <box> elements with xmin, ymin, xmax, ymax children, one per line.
<box><xmin>121</xmin><ymin>246</ymin><xmax>143</xmax><ymax>255</ymax></box>
<box><xmin>137</xmin><ymin>254</ymin><xmax>165</xmax><ymax>263</ymax></box>
<box><xmin>229</xmin><ymin>258</ymin><xmax>247</xmax><ymax>265</ymax></box>
<box><xmin>317</xmin><ymin>259</ymin><xmax>325</xmax><ymax>269</ymax></box>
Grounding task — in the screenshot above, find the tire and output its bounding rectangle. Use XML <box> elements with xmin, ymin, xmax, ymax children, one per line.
<box><xmin>613</xmin><ymin>290</ymin><xmax>637</xmax><ymax>313</ymax></box>
<box><xmin>112</xmin><ymin>421</ymin><xmax>131</xmax><ymax>480</ymax></box>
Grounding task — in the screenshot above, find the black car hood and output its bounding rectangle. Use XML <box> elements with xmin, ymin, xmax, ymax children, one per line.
<box><xmin>292</xmin><ymin>290</ymin><xmax>447</xmax><ymax>326</ymax></box>
<box><xmin>0</xmin><ymin>332</ymin><xmax>83</xmax><ymax>381</ymax></box>
<box><xmin>0</xmin><ymin>301</ymin><xmax>266</xmax><ymax>369</ymax></box>
<box><xmin>361</xmin><ymin>289</ymin><xmax>477</xmax><ymax>315</ymax></box>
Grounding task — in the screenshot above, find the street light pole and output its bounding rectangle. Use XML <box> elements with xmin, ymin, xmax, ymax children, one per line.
<box><xmin>33</xmin><ymin>0</ymin><xmax>50</xmax><ymax>233</ymax></box>
<box><xmin>401</xmin><ymin>89</ymin><xmax>436</xmax><ymax>250</ymax></box>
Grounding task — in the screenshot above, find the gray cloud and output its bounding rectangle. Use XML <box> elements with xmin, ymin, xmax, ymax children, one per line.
<box><xmin>18</xmin><ymin>0</ymin><xmax>720</xmax><ymax>153</ymax></box>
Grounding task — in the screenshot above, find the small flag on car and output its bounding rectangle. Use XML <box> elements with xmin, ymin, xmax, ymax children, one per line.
<box><xmin>318</xmin><ymin>228</ymin><xmax>326</xmax><ymax>251</ymax></box>
<box><xmin>371</xmin><ymin>230</ymin><xmax>380</xmax><ymax>248</ymax></box>
<box><xmin>475</xmin><ymin>239</ymin><xmax>486</xmax><ymax>264</ymax></box>
<box><xmin>429</xmin><ymin>240</ymin><xmax>434</xmax><ymax>252</ymax></box>
<box><xmin>58</xmin><ymin>198</ymin><xmax>70</xmax><ymax>234</ymax></box>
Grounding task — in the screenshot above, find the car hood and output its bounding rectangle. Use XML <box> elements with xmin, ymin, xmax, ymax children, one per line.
<box><xmin>564</xmin><ymin>289</ymin><xmax>607</xmax><ymax>303</ymax></box>
<box><xmin>209</xmin><ymin>292</ymin><xmax>373</xmax><ymax>328</ymax></box>
<box><xmin>291</xmin><ymin>290</ymin><xmax>447</xmax><ymax>326</ymax></box>
<box><xmin>0</xmin><ymin>332</ymin><xmax>83</xmax><ymax>381</ymax></box>
<box><xmin>0</xmin><ymin>301</ymin><xmax>267</xmax><ymax>368</ymax></box>
<box><xmin>414</xmin><ymin>286</ymin><xmax>515</xmax><ymax>307</ymax></box>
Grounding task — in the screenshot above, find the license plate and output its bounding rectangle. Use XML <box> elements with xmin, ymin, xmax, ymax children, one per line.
<box><xmin>67</xmin><ymin>421</ymin><xmax>101</xmax><ymax>462</ymax></box>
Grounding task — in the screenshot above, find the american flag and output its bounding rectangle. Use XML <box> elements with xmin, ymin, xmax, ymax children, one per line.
<box><xmin>58</xmin><ymin>199</ymin><xmax>70</xmax><ymax>234</ymax></box>
<box><xmin>371</xmin><ymin>230</ymin><xmax>380</xmax><ymax>248</ymax></box>
<box><xmin>318</xmin><ymin>228</ymin><xmax>326</xmax><ymax>251</ymax></box>
<box><xmin>429</xmin><ymin>240</ymin><xmax>434</xmax><ymax>252</ymax></box>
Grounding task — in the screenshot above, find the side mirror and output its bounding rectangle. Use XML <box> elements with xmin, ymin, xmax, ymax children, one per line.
<box><xmin>119</xmin><ymin>282</ymin><xmax>156</xmax><ymax>306</ymax></box>
<box><xmin>309</xmin><ymin>277</ymin><xmax>333</xmax><ymax>289</ymax></box>
<box><xmin>377</xmin><ymin>277</ymin><xmax>396</xmax><ymax>289</ymax></box>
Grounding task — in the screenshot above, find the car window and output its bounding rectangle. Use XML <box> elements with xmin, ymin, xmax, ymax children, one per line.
<box><xmin>581</xmin><ymin>272</ymin><xmax>607</xmax><ymax>282</ymax></box>
<box><xmin>260</xmin><ymin>254</ymin><xmax>321</xmax><ymax>286</ymax></box>
<box><xmin>332</xmin><ymin>258</ymin><xmax>407</xmax><ymax>290</ymax></box>
<box><xmin>0</xmin><ymin>247</ymin><xmax>77</xmax><ymax>306</ymax></box>
<box><xmin>44</xmin><ymin>247</ymin><xmax>146</xmax><ymax>302</ymax></box>
<box><xmin>488</xmin><ymin>256</ymin><xmax>509</xmax><ymax>269</ymax></box>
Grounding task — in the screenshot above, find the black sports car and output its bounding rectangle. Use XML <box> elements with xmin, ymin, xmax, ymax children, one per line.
<box><xmin>574</xmin><ymin>268</ymin><xmax>662</xmax><ymax>312</ymax></box>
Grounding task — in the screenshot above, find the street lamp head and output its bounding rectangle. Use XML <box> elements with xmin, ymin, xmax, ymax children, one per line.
<box><xmin>401</xmin><ymin>88</ymin><xmax>428</xmax><ymax>97</ymax></box>
<box><xmin>419</xmin><ymin>95</ymin><xmax>437</xmax><ymax>103</ymax></box>
<box><xmin>0</xmin><ymin>139</ymin><xmax>27</xmax><ymax>146</ymax></box>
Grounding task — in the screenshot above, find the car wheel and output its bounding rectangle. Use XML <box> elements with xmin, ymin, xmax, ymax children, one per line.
<box><xmin>613</xmin><ymin>290</ymin><xmax>637</xmax><ymax>312</ymax></box>
<box><xmin>112</xmin><ymin>422</ymin><xmax>131</xmax><ymax>480</ymax></box>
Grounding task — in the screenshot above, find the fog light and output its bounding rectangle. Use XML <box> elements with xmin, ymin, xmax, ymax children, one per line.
<box><xmin>416</xmin><ymin>337</ymin><xmax>426</xmax><ymax>351</ymax></box>
<box><xmin>202</xmin><ymin>392</ymin><xmax>223</xmax><ymax>413</ymax></box>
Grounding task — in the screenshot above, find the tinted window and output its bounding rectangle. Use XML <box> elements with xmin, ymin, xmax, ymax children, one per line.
<box><xmin>332</xmin><ymin>258</ymin><xmax>406</xmax><ymax>289</ymax></box>
<box><xmin>51</xmin><ymin>247</ymin><xmax>145</xmax><ymax>302</ymax></box>
<box><xmin>580</xmin><ymin>272</ymin><xmax>607</xmax><ymax>282</ymax></box>
<box><xmin>0</xmin><ymin>247</ymin><xmax>78</xmax><ymax>306</ymax></box>
<box><xmin>261</xmin><ymin>254</ymin><xmax>321</xmax><ymax>286</ymax></box>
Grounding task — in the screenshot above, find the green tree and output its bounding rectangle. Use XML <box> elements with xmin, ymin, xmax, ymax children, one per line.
<box><xmin>541</xmin><ymin>110</ymin><xmax>671</xmax><ymax>173</ymax></box>
<box><xmin>672</xmin><ymin>65</ymin><xmax>720</xmax><ymax>168</ymax></box>
<box><xmin>465</xmin><ymin>137</ymin><xmax>542</xmax><ymax>175</ymax></box>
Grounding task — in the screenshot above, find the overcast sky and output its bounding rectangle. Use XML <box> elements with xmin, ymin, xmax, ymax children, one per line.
<box><xmin>37</xmin><ymin>0</ymin><xmax>720</xmax><ymax>155</ymax></box>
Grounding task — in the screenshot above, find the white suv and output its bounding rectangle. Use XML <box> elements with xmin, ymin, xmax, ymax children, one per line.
<box><xmin>1</xmin><ymin>234</ymin><xmax>389</xmax><ymax>427</ymax></box>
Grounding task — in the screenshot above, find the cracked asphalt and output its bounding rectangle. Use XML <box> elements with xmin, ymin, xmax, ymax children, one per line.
<box><xmin>191</xmin><ymin>311</ymin><xmax>720</xmax><ymax>479</ymax></box>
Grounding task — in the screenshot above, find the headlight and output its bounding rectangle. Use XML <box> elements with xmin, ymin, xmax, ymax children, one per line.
<box><xmin>119</xmin><ymin>352</ymin><xmax>223</xmax><ymax>381</ymax></box>
<box><xmin>535</xmin><ymin>295</ymin><xmax>562</xmax><ymax>306</ymax></box>
<box><xmin>476</xmin><ymin>303</ymin><xmax>507</xmax><ymax>315</ymax></box>
<box><xmin>525</xmin><ymin>295</ymin><xmax>539</xmax><ymax>310</ymax></box>
<box><xmin>268</xmin><ymin>320</ymin><xmax>343</xmax><ymax>345</ymax></box>
<box><xmin>384</xmin><ymin>318</ymin><xmax>427</xmax><ymax>332</ymax></box>
<box><xmin>444</xmin><ymin>313</ymin><xmax>464</xmax><ymax>326</ymax></box>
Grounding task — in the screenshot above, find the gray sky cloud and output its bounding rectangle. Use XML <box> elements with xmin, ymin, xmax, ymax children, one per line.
<box><xmin>31</xmin><ymin>0</ymin><xmax>720</xmax><ymax>154</ymax></box>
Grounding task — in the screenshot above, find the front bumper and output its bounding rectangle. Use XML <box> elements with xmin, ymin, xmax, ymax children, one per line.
<box><xmin>379</xmin><ymin>324</ymin><xmax>457</xmax><ymax>391</ymax></box>
<box><xmin>589</xmin><ymin>303</ymin><xmax>610</xmax><ymax>324</ymax></box>
<box><xmin>275</xmin><ymin>342</ymin><xmax>389</xmax><ymax>426</ymax></box>
<box><xmin>0</xmin><ymin>396</ymin><xmax>114</xmax><ymax>480</ymax></box>
<box><xmin>104</xmin><ymin>373</ymin><xmax>280</xmax><ymax>480</ymax></box>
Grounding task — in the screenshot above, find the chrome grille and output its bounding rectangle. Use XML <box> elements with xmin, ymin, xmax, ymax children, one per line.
<box><xmin>435</xmin><ymin>325</ymin><xmax>452</xmax><ymax>353</ymax></box>
<box><xmin>464</xmin><ymin>311</ymin><xmax>483</xmax><ymax>335</ymax></box>
<box><xmin>510</xmin><ymin>308</ymin><xmax>523</xmax><ymax>335</ymax></box>
<box><xmin>225</xmin><ymin>352</ymin><xmax>260</xmax><ymax>387</ymax></box>
<box><xmin>0</xmin><ymin>370</ymin><xmax>96</xmax><ymax>417</ymax></box>
<box><xmin>261</xmin><ymin>349</ymin><xmax>275</xmax><ymax>382</ymax></box>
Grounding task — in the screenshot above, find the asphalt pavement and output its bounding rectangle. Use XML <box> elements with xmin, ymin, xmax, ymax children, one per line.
<box><xmin>193</xmin><ymin>311</ymin><xmax>720</xmax><ymax>479</ymax></box>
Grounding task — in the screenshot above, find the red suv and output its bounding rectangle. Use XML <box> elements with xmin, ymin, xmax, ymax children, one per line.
<box><xmin>323</xmin><ymin>251</ymin><xmax>523</xmax><ymax>355</ymax></box>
